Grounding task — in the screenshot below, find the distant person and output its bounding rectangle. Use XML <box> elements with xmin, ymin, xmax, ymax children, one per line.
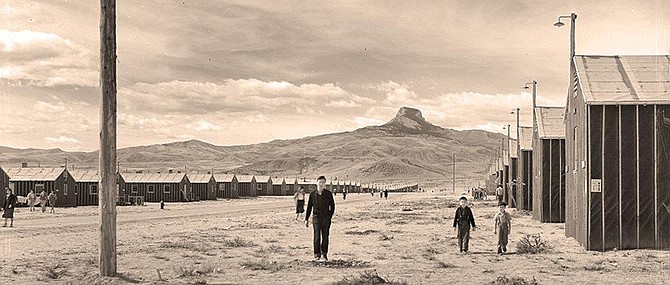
<box><xmin>371</xmin><ymin>190</ymin><xmax>374</xmax><ymax>197</ymax></box>
<box><xmin>48</xmin><ymin>191</ymin><xmax>57</xmax><ymax>214</ymax></box>
<box><xmin>453</xmin><ymin>196</ymin><xmax>476</xmax><ymax>253</ymax></box>
<box><xmin>27</xmin><ymin>190</ymin><xmax>36</xmax><ymax>212</ymax></box>
<box><xmin>342</xmin><ymin>189</ymin><xmax>347</xmax><ymax>200</ymax></box>
<box><xmin>495</xmin><ymin>184</ymin><xmax>503</xmax><ymax>204</ymax></box>
<box><xmin>2</xmin><ymin>187</ymin><xmax>16</xmax><ymax>227</ymax></box>
<box><xmin>160</xmin><ymin>200</ymin><xmax>165</xmax><ymax>210</ymax></box>
<box><xmin>494</xmin><ymin>201</ymin><xmax>512</xmax><ymax>255</ymax></box>
<box><xmin>39</xmin><ymin>190</ymin><xmax>48</xmax><ymax>213</ymax></box>
<box><xmin>305</xmin><ymin>176</ymin><xmax>335</xmax><ymax>262</ymax></box>
<box><xmin>294</xmin><ymin>187</ymin><xmax>306</xmax><ymax>222</ymax></box>
<box><xmin>384</xmin><ymin>189</ymin><xmax>388</xmax><ymax>200</ymax></box>
<box><xmin>380</xmin><ymin>190</ymin><xmax>383</xmax><ymax>198</ymax></box>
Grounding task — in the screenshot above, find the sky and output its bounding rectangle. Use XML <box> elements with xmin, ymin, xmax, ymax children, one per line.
<box><xmin>1</xmin><ymin>0</ymin><xmax>668</xmax><ymax>151</ymax></box>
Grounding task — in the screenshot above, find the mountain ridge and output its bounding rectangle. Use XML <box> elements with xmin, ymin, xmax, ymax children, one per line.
<box><xmin>0</xmin><ymin>107</ymin><xmax>505</xmax><ymax>186</ymax></box>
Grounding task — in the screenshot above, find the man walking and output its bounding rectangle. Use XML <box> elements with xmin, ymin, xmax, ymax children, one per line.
<box><xmin>305</xmin><ymin>176</ymin><xmax>335</xmax><ymax>261</ymax></box>
<box><xmin>39</xmin><ymin>190</ymin><xmax>48</xmax><ymax>213</ymax></box>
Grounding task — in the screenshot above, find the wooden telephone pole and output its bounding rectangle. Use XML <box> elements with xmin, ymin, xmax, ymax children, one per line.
<box><xmin>99</xmin><ymin>0</ymin><xmax>117</xmax><ymax>276</ymax></box>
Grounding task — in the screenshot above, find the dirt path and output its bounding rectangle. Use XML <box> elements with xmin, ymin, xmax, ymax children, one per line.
<box><xmin>0</xmin><ymin>191</ymin><xmax>667</xmax><ymax>285</ymax></box>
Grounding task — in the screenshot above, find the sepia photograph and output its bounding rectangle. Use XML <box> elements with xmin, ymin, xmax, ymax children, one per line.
<box><xmin>1</xmin><ymin>1</ymin><xmax>669</xmax><ymax>284</ymax></box>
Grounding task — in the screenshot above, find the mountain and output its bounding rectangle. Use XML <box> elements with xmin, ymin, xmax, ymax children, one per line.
<box><xmin>0</xmin><ymin>107</ymin><xmax>505</xmax><ymax>186</ymax></box>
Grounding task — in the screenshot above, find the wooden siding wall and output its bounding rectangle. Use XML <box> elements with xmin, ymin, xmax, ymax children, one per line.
<box><xmin>517</xmin><ymin>150</ymin><xmax>533</xmax><ymax>211</ymax></box>
<box><xmin>124</xmin><ymin>182</ymin><xmax>186</xmax><ymax>202</ymax></box>
<box><xmin>583</xmin><ymin>104</ymin><xmax>670</xmax><ymax>250</ymax></box>
<box><xmin>75</xmin><ymin>182</ymin><xmax>99</xmax><ymax>206</ymax></box>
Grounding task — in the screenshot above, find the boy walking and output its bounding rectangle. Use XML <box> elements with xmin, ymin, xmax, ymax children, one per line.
<box><xmin>305</xmin><ymin>176</ymin><xmax>335</xmax><ymax>261</ymax></box>
<box><xmin>494</xmin><ymin>201</ymin><xmax>512</xmax><ymax>255</ymax></box>
<box><xmin>453</xmin><ymin>196</ymin><xmax>476</xmax><ymax>253</ymax></box>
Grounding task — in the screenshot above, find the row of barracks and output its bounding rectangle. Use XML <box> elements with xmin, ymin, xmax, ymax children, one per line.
<box><xmin>487</xmin><ymin>55</ymin><xmax>670</xmax><ymax>251</ymax></box>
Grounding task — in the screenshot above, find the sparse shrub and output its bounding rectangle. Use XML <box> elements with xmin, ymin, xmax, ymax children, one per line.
<box><xmin>345</xmin><ymin>229</ymin><xmax>379</xmax><ymax>235</ymax></box>
<box><xmin>160</xmin><ymin>240</ymin><xmax>208</xmax><ymax>252</ymax></box>
<box><xmin>173</xmin><ymin>264</ymin><xmax>220</xmax><ymax>277</ymax></box>
<box><xmin>309</xmin><ymin>259</ymin><xmax>370</xmax><ymax>269</ymax></box>
<box><xmin>489</xmin><ymin>275</ymin><xmax>538</xmax><ymax>285</ymax></box>
<box><xmin>45</xmin><ymin>263</ymin><xmax>67</xmax><ymax>279</ymax></box>
<box><xmin>516</xmin><ymin>234</ymin><xmax>550</xmax><ymax>254</ymax></box>
<box><xmin>223</xmin><ymin>237</ymin><xmax>255</xmax><ymax>247</ymax></box>
<box><xmin>584</xmin><ymin>264</ymin><xmax>606</xmax><ymax>271</ymax></box>
<box><xmin>240</xmin><ymin>259</ymin><xmax>285</xmax><ymax>272</ymax></box>
<box><xmin>331</xmin><ymin>270</ymin><xmax>408</xmax><ymax>285</ymax></box>
<box><xmin>379</xmin><ymin>233</ymin><xmax>394</xmax><ymax>241</ymax></box>
<box><xmin>437</xmin><ymin>261</ymin><xmax>457</xmax><ymax>268</ymax></box>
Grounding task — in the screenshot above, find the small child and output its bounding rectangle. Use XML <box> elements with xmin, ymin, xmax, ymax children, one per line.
<box><xmin>493</xmin><ymin>201</ymin><xmax>512</xmax><ymax>255</ymax></box>
<box><xmin>453</xmin><ymin>196</ymin><xmax>476</xmax><ymax>253</ymax></box>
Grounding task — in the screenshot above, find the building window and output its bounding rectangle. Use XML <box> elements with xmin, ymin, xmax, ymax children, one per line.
<box><xmin>91</xmin><ymin>184</ymin><xmax>98</xmax><ymax>195</ymax></box>
<box><xmin>147</xmin><ymin>185</ymin><xmax>155</xmax><ymax>194</ymax></box>
<box><xmin>74</xmin><ymin>184</ymin><xmax>79</xmax><ymax>195</ymax></box>
<box><xmin>257</xmin><ymin>184</ymin><xmax>262</xmax><ymax>190</ymax></box>
<box><xmin>132</xmin><ymin>185</ymin><xmax>138</xmax><ymax>194</ymax></box>
<box><xmin>64</xmin><ymin>184</ymin><xmax>68</xmax><ymax>196</ymax></box>
<box><xmin>164</xmin><ymin>185</ymin><xmax>170</xmax><ymax>193</ymax></box>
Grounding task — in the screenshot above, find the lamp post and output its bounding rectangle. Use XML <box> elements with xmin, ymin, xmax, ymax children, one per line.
<box><xmin>524</xmin><ymin>81</ymin><xmax>537</xmax><ymax>129</ymax></box>
<box><xmin>554</xmin><ymin>13</ymin><xmax>577</xmax><ymax>59</ymax></box>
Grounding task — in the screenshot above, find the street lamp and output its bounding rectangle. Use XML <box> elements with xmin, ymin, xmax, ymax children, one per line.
<box><xmin>524</xmin><ymin>81</ymin><xmax>538</xmax><ymax>130</ymax></box>
<box><xmin>554</xmin><ymin>13</ymin><xmax>577</xmax><ymax>59</ymax></box>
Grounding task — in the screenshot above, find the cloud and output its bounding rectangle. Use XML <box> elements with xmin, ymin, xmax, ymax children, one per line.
<box><xmin>352</xmin><ymin>116</ymin><xmax>385</xmax><ymax>127</ymax></box>
<box><xmin>45</xmin><ymin>136</ymin><xmax>80</xmax><ymax>144</ymax></box>
<box><xmin>192</xmin><ymin>120</ymin><xmax>221</xmax><ymax>131</ymax></box>
<box><xmin>0</xmin><ymin>29</ymin><xmax>97</xmax><ymax>86</ymax></box>
<box><xmin>119</xmin><ymin>79</ymin><xmax>375</xmax><ymax>116</ymax></box>
<box><xmin>378</xmin><ymin>81</ymin><xmax>419</xmax><ymax>106</ymax></box>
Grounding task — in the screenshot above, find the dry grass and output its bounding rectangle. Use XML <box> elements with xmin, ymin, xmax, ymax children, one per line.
<box><xmin>345</xmin><ymin>229</ymin><xmax>379</xmax><ymax>235</ymax></box>
<box><xmin>240</xmin><ymin>259</ymin><xmax>285</xmax><ymax>272</ymax></box>
<box><xmin>489</xmin><ymin>275</ymin><xmax>538</xmax><ymax>285</ymax></box>
<box><xmin>223</xmin><ymin>237</ymin><xmax>256</xmax><ymax>247</ymax></box>
<box><xmin>172</xmin><ymin>264</ymin><xmax>221</xmax><ymax>277</ymax></box>
<box><xmin>331</xmin><ymin>270</ymin><xmax>408</xmax><ymax>285</ymax></box>
<box><xmin>44</xmin><ymin>263</ymin><xmax>67</xmax><ymax>280</ymax></box>
<box><xmin>379</xmin><ymin>233</ymin><xmax>394</xmax><ymax>241</ymax></box>
<box><xmin>159</xmin><ymin>240</ymin><xmax>209</xmax><ymax>253</ymax></box>
<box><xmin>436</xmin><ymin>261</ymin><xmax>458</xmax><ymax>268</ymax></box>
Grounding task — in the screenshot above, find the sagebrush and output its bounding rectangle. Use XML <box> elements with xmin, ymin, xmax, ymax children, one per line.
<box><xmin>516</xmin><ymin>234</ymin><xmax>550</xmax><ymax>254</ymax></box>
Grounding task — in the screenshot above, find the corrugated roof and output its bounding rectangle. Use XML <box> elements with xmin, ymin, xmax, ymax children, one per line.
<box><xmin>535</xmin><ymin>106</ymin><xmax>565</xmax><ymax>139</ymax></box>
<box><xmin>255</xmin><ymin>176</ymin><xmax>270</xmax><ymax>183</ymax></box>
<box><xmin>69</xmin><ymin>170</ymin><xmax>99</xmax><ymax>182</ymax></box>
<box><xmin>213</xmin><ymin>174</ymin><xmax>235</xmax><ymax>182</ymax></box>
<box><xmin>188</xmin><ymin>173</ymin><xmax>212</xmax><ymax>183</ymax></box>
<box><xmin>6</xmin><ymin>168</ymin><xmax>65</xmax><ymax>181</ymax></box>
<box><xmin>237</xmin><ymin>175</ymin><xmax>255</xmax><ymax>183</ymax></box>
<box><xmin>519</xmin><ymin>126</ymin><xmax>533</xmax><ymax>151</ymax></box>
<box><xmin>121</xmin><ymin>172</ymin><xmax>186</xmax><ymax>183</ymax></box>
<box><xmin>575</xmin><ymin>55</ymin><xmax>670</xmax><ymax>104</ymax></box>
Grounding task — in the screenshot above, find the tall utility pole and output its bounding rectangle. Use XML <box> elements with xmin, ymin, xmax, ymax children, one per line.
<box><xmin>452</xmin><ymin>153</ymin><xmax>456</xmax><ymax>193</ymax></box>
<box><xmin>99</xmin><ymin>0</ymin><xmax>117</xmax><ymax>277</ymax></box>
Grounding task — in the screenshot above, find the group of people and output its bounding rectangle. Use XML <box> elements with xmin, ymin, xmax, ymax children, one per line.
<box><xmin>453</xmin><ymin>195</ymin><xmax>511</xmax><ymax>255</ymax></box>
<box><xmin>292</xmin><ymin>176</ymin><xmax>513</xmax><ymax>262</ymax></box>
<box><xmin>469</xmin><ymin>187</ymin><xmax>487</xmax><ymax>200</ymax></box>
<box><xmin>1</xmin><ymin>187</ymin><xmax>59</xmax><ymax>228</ymax></box>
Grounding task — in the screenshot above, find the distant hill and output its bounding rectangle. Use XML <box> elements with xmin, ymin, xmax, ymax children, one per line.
<box><xmin>0</xmin><ymin>107</ymin><xmax>504</xmax><ymax>187</ymax></box>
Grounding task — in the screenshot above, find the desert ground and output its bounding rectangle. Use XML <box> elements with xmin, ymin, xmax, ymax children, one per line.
<box><xmin>0</xmin><ymin>188</ymin><xmax>668</xmax><ymax>285</ymax></box>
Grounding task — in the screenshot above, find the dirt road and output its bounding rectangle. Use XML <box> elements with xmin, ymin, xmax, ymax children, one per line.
<box><xmin>0</xmin><ymin>191</ymin><xmax>667</xmax><ymax>285</ymax></box>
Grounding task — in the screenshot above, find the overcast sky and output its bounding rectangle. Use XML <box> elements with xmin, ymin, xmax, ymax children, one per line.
<box><xmin>1</xmin><ymin>1</ymin><xmax>668</xmax><ymax>151</ymax></box>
